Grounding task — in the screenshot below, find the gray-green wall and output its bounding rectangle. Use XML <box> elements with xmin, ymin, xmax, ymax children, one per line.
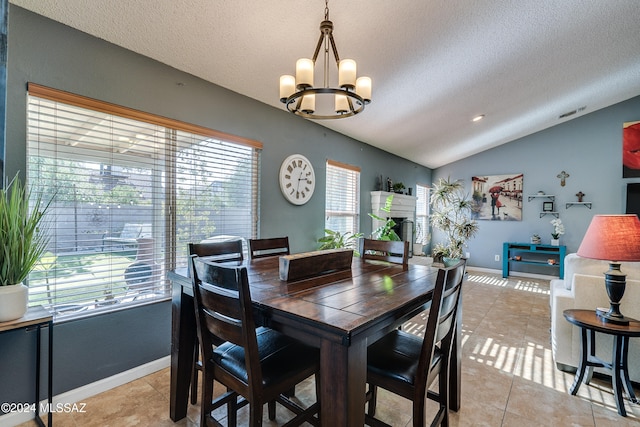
<box><xmin>1</xmin><ymin>5</ymin><xmax>430</xmax><ymax>407</ymax></box>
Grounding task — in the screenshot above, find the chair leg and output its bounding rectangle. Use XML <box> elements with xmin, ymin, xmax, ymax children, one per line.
<box><xmin>426</xmin><ymin>361</ymin><xmax>450</xmax><ymax>427</ymax></box>
<box><xmin>439</xmin><ymin>366</ymin><xmax>450</xmax><ymax>427</ymax></box>
<box><xmin>367</xmin><ymin>384</ymin><xmax>378</xmax><ymax>417</ymax></box>
<box><xmin>227</xmin><ymin>387</ymin><xmax>238</xmax><ymax>427</ymax></box>
<box><xmin>201</xmin><ymin>369</ymin><xmax>213</xmax><ymax>427</ymax></box>
<box><xmin>412</xmin><ymin>394</ymin><xmax>426</xmax><ymax>427</ymax></box>
<box><xmin>190</xmin><ymin>341</ymin><xmax>199</xmax><ymax>404</ymax></box>
<box><xmin>268</xmin><ymin>400</ymin><xmax>276</xmax><ymax>420</ymax></box>
<box><xmin>249</xmin><ymin>401</ymin><xmax>264</xmax><ymax>426</ymax></box>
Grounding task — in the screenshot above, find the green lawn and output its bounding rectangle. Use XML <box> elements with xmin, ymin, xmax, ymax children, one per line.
<box><xmin>29</xmin><ymin>251</ymin><xmax>138</xmax><ymax>311</ymax></box>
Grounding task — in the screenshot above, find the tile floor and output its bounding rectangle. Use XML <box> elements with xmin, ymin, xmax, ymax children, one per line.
<box><xmin>19</xmin><ymin>271</ymin><xmax>640</xmax><ymax>426</ymax></box>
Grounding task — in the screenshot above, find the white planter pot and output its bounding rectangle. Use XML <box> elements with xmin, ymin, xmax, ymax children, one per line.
<box><xmin>551</xmin><ymin>239</ymin><xmax>560</xmax><ymax>246</ymax></box>
<box><xmin>413</xmin><ymin>243</ymin><xmax>423</xmax><ymax>256</ymax></box>
<box><xmin>0</xmin><ymin>283</ymin><xmax>28</xmax><ymax>322</ymax></box>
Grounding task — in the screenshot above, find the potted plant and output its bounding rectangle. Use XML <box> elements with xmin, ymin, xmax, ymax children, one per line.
<box><xmin>0</xmin><ymin>174</ymin><xmax>52</xmax><ymax>321</ymax></box>
<box><xmin>318</xmin><ymin>229</ymin><xmax>363</xmax><ymax>256</ymax></box>
<box><xmin>430</xmin><ymin>177</ymin><xmax>478</xmax><ymax>265</ymax></box>
<box><xmin>369</xmin><ymin>194</ymin><xmax>401</xmax><ymax>241</ymax></box>
<box><xmin>392</xmin><ymin>182</ymin><xmax>405</xmax><ymax>194</ymax></box>
<box><xmin>550</xmin><ymin>218</ymin><xmax>564</xmax><ymax>246</ymax></box>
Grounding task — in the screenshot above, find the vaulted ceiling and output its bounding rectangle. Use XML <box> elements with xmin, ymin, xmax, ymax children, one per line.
<box><xmin>11</xmin><ymin>0</ymin><xmax>640</xmax><ymax>168</ymax></box>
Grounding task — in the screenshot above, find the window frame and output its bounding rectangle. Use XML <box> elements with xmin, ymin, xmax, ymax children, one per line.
<box><xmin>324</xmin><ymin>159</ymin><xmax>361</xmax><ymax>235</ymax></box>
<box><xmin>26</xmin><ymin>83</ymin><xmax>262</xmax><ymax>320</ymax></box>
<box><xmin>415</xmin><ymin>183</ymin><xmax>430</xmax><ymax>246</ymax></box>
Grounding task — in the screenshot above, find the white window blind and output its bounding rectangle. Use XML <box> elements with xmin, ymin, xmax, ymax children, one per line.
<box><xmin>416</xmin><ymin>184</ymin><xmax>430</xmax><ymax>245</ymax></box>
<box><xmin>26</xmin><ymin>84</ymin><xmax>261</xmax><ymax>319</ymax></box>
<box><xmin>325</xmin><ymin>160</ymin><xmax>360</xmax><ymax>234</ymax></box>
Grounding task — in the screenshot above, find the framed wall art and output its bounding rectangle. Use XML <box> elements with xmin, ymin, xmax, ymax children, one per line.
<box><xmin>471</xmin><ymin>174</ymin><xmax>523</xmax><ymax>221</ymax></box>
<box><xmin>623</xmin><ymin>121</ymin><xmax>640</xmax><ymax>178</ymax></box>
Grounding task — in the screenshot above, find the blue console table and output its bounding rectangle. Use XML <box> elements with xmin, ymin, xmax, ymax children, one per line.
<box><xmin>502</xmin><ymin>242</ymin><xmax>566</xmax><ymax>279</ymax></box>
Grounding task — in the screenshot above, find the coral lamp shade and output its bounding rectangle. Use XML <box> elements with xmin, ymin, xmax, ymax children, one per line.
<box><xmin>577</xmin><ymin>214</ymin><xmax>640</xmax><ymax>261</ymax></box>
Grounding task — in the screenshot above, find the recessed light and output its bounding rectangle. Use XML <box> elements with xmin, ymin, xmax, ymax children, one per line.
<box><xmin>472</xmin><ymin>115</ymin><xmax>485</xmax><ymax>122</ymax></box>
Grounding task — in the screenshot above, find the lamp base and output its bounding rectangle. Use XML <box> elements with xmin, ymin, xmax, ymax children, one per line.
<box><xmin>596</xmin><ymin>306</ymin><xmax>630</xmax><ymax>325</ymax></box>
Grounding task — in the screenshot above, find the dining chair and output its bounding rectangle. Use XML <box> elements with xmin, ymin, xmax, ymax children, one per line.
<box><xmin>187</xmin><ymin>239</ymin><xmax>244</xmax><ymax>404</ymax></box>
<box><xmin>361</xmin><ymin>238</ymin><xmax>410</xmax><ymax>266</ymax></box>
<box><xmin>248</xmin><ymin>237</ymin><xmax>290</xmax><ymax>259</ymax></box>
<box><xmin>188</xmin><ymin>239</ymin><xmax>244</xmax><ymax>263</ymax></box>
<box><xmin>365</xmin><ymin>259</ymin><xmax>466</xmax><ymax>427</ymax></box>
<box><xmin>189</xmin><ymin>256</ymin><xmax>320</xmax><ymax>427</ymax></box>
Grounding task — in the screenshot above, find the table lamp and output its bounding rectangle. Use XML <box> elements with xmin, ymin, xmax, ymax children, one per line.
<box><xmin>576</xmin><ymin>214</ymin><xmax>640</xmax><ymax>325</ymax></box>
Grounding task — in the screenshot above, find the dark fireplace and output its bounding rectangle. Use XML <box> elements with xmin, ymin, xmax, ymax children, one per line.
<box><xmin>390</xmin><ymin>217</ymin><xmax>414</xmax><ymax>257</ymax></box>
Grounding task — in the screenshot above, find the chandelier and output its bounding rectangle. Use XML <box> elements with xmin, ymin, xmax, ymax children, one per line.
<box><xmin>279</xmin><ymin>1</ymin><xmax>372</xmax><ymax>120</ymax></box>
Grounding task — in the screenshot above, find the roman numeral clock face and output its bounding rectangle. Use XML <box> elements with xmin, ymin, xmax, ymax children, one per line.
<box><xmin>279</xmin><ymin>154</ymin><xmax>315</xmax><ymax>205</ymax></box>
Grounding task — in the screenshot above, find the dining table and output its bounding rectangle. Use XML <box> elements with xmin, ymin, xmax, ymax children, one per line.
<box><xmin>168</xmin><ymin>254</ymin><xmax>462</xmax><ymax>426</ymax></box>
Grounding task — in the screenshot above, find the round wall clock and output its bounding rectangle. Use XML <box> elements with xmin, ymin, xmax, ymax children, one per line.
<box><xmin>279</xmin><ymin>154</ymin><xmax>315</xmax><ymax>205</ymax></box>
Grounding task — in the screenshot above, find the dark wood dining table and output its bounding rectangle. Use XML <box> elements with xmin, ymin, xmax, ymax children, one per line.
<box><xmin>168</xmin><ymin>255</ymin><xmax>462</xmax><ymax>426</ymax></box>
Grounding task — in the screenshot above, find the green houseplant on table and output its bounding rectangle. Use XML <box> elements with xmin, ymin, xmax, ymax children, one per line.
<box><xmin>318</xmin><ymin>229</ymin><xmax>363</xmax><ymax>256</ymax></box>
<box><xmin>430</xmin><ymin>177</ymin><xmax>478</xmax><ymax>266</ymax></box>
<box><xmin>0</xmin><ymin>174</ymin><xmax>51</xmax><ymax>322</ymax></box>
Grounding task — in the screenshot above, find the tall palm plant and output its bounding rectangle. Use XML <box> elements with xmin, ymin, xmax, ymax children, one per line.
<box><xmin>430</xmin><ymin>177</ymin><xmax>478</xmax><ymax>260</ymax></box>
<box><xmin>0</xmin><ymin>175</ymin><xmax>52</xmax><ymax>286</ymax></box>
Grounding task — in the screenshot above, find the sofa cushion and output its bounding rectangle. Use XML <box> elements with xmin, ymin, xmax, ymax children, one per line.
<box><xmin>560</xmin><ymin>253</ymin><xmax>640</xmax><ymax>291</ymax></box>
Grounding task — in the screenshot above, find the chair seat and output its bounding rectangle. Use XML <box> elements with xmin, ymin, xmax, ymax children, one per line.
<box><xmin>367</xmin><ymin>329</ymin><xmax>442</xmax><ymax>386</ymax></box>
<box><xmin>214</xmin><ymin>327</ymin><xmax>319</xmax><ymax>387</ymax></box>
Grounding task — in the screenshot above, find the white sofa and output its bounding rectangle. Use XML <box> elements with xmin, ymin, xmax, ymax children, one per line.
<box><xmin>550</xmin><ymin>253</ymin><xmax>640</xmax><ymax>382</ymax></box>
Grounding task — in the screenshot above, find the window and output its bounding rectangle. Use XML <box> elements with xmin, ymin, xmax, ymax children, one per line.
<box><xmin>416</xmin><ymin>184</ymin><xmax>430</xmax><ymax>245</ymax></box>
<box><xmin>325</xmin><ymin>160</ymin><xmax>360</xmax><ymax>234</ymax></box>
<box><xmin>26</xmin><ymin>83</ymin><xmax>261</xmax><ymax>319</ymax></box>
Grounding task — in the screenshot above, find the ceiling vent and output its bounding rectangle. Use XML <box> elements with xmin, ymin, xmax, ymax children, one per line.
<box><xmin>558</xmin><ymin>106</ymin><xmax>586</xmax><ymax>119</ymax></box>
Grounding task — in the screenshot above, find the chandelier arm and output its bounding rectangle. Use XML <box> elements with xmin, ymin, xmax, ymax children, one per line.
<box><xmin>346</xmin><ymin>96</ymin><xmax>355</xmax><ymax>113</ymax></box>
<box><xmin>328</xmin><ymin>34</ymin><xmax>340</xmax><ymax>64</ymax></box>
<box><xmin>312</xmin><ymin>32</ymin><xmax>325</xmax><ymax>62</ymax></box>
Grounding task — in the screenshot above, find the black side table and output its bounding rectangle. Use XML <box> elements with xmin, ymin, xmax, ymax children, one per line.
<box><xmin>563</xmin><ymin>309</ymin><xmax>640</xmax><ymax>417</ymax></box>
<box><xmin>0</xmin><ymin>306</ymin><xmax>53</xmax><ymax>426</ymax></box>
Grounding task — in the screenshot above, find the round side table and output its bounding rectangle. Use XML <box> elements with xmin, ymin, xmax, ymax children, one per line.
<box><xmin>563</xmin><ymin>309</ymin><xmax>640</xmax><ymax>416</ymax></box>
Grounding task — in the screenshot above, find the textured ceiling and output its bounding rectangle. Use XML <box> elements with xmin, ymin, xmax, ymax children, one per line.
<box><xmin>11</xmin><ymin>0</ymin><xmax>640</xmax><ymax>168</ymax></box>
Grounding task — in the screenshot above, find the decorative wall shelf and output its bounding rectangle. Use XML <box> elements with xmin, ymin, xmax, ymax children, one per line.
<box><xmin>528</xmin><ymin>194</ymin><xmax>558</xmax><ymax>217</ymax></box>
<box><xmin>540</xmin><ymin>212</ymin><xmax>560</xmax><ymax>218</ymax></box>
<box><xmin>566</xmin><ymin>202</ymin><xmax>592</xmax><ymax>209</ymax></box>
<box><xmin>527</xmin><ymin>194</ymin><xmax>555</xmax><ymax>202</ymax></box>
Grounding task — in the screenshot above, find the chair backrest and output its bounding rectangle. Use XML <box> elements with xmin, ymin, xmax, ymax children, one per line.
<box><xmin>120</xmin><ymin>223</ymin><xmax>144</xmax><ymax>239</ymax></box>
<box><xmin>248</xmin><ymin>237</ymin><xmax>290</xmax><ymax>259</ymax></box>
<box><xmin>189</xmin><ymin>256</ymin><xmax>262</xmax><ymax>389</ymax></box>
<box><xmin>361</xmin><ymin>238</ymin><xmax>409</xmax><ymax>266</ymax></box>
<box><xmin>188</xmin><ymin>240</ymin><xmax>244</xmax><ymax>262</ymax></box>
<box><xmin>418</xmin><ymin>259</ymin><xmax>466</xmax><ymax>380</ymax></box>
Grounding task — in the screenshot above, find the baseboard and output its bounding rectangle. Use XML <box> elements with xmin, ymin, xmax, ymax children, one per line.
<box><xmin>0</xmin><ymin>356</ymin><xmax>170</xmax><ymax>427</ymax></box>
<box><xmin>465</xmin><ymin>266</ymin><xmax>502</xmax><ymax>275</ymax></box>
<box><xmin>466</xmin><ymin>266</ymin><xmax>556</xmax><ymax>281</ymax></box>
